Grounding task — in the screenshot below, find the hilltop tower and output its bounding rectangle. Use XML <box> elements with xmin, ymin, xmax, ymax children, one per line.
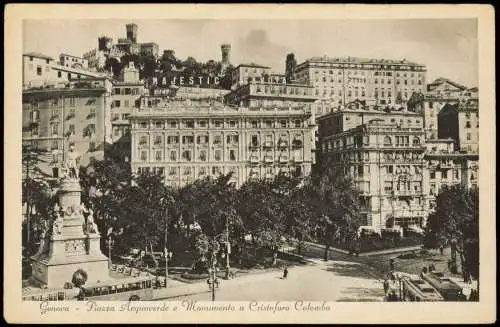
<box><xmin>126</xmin><ymin>23</ymin><xmax>138</xmax><ymax>44</ymax></box>
<box><xmin>285</xmin><ymin>53</ymin><xmax>297</xmax><ymax>83</ymax></box>
<box><xmin>221</xmin><ymin>44</ymin><xmax>231</xmax><ymax>72</ymax></box>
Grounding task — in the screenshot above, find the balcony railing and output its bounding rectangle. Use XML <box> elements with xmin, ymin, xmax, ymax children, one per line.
<box><xmin>250</xmin><ymin>156</ymin><xmax>259</xmax><ymax>164</ymax></box>
<box><xmin>264</xmin><ymin>156</ymin><xmax>273</xmax><ymax>163</ymax></box>
<box><xmin>263</xmin><ymin>141</ymin><xmax>274</xmax><ymax>148</ymax></box>
<box><xmin>279</xmin><ymin>156</ymin><xmax>289</xmax><ymax>163</ymax></box>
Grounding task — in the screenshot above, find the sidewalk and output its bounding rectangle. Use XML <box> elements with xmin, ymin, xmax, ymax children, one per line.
<box><xmin>303</xmin><ymin>241</ymin><xmax>422</xmax><ymax>257</ymax></box>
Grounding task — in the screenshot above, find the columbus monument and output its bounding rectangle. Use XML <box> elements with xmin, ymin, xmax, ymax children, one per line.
<box><xmin>29</xmin><ymin>145</ymin><xmax>109</xmax><ymax>288</ymax></box>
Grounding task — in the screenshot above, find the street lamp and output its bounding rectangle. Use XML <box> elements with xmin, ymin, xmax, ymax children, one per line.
<box><xmin>163</xmin><ymin>248</ymin><xmax>173</xmax><ymax>288</ymax></box>
<box><xmin>106</xmin><ymin>235</ymin><xmax>115</xmax><ymax>268</ymax></box>
<box><xmin>207</xmin><ymin>232</ymin><xmax>230</xmax><ymax>301</ymax></box>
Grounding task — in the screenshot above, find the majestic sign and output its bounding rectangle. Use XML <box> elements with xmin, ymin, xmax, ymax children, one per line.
<box><xmin>148</xmin><ymin>72</ymin><xmax>222</xmax><ymax>89</ymax></box>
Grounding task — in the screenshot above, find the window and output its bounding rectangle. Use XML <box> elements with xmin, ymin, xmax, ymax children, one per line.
<box><xmin>167</xmin><ymin>136</ymin><xmax>179</xmax><ymax>144</ymax></box>
<box><xmin>199</xmin><ymin>150</ymin><xmax>207</xmax><ymax>161</ymax></box>
<box><xmin>294</xmin><ymin>120</ymin><xmax>301</xmax><ymax>128</ymax></box>
<box><xmin>67</xmin><ymin>73</ymin><xmax>71</xmax><ymax>79</ymax></box>
<box><xmin>114</xmin><ymin>128</ymin><xmax>120</xmax><ymax>137</ymax></box>
<box><xmin>140</xmin><ymin>121</ymin><xmax>148</xmax><ymax>129</ymax></box>
<box><xmin>36</xmin><ymin>66</ymin><xmax>42</xmax><ymax>76</ymax></box>
<box><xmin>69</xmin><ymin>124</ymin><xmax>76</xmax><ymax>135</ymax></box>
<box><xmin>140</xmin><ymin>151</ymin><xmax>147</xmax><ymax>161</ymax></box>
<box><xmin>170</xmin><ymin>150</ymin><xmax>177</xmax><ymax>161</ymax></box>
<box><xmin>68</xmin><ymin>98</ymin><xmax>76</xmax><ymax>107</ymax></box>
<box><xmin>197</xmin><ymin>135</ymin><xmax>209</xmax><ymax>144</ymax></box>
<box><xmin>125</xmin><ymin>88</ymin><xmax>132</xmax><ymax>95</ymax></box>
<box><xmin>229</xmin><ymin>150</ymin><xmax>236</xmax><ymax>161</ymax></box>
<box><xmin>50</xmin><ymin>123</ymin><xmax>59</xmax><ymax>135</ymax></box>
<box><xmin>169</xmin><ymin>121</ymin><xmax>177</xmax><ymax>128</ymax></box>
<box><xmin>31</xmin><ymin>125</ymin><xmax>39</xmax><ymax>136</ymax></box>
<box><xmin>229</xmin><ymin>120</ymin><xmax>237</xmax><ymax>128</ymax></box>
<box><xmin>155</xmin><ymin>151</ymin><xmax>162</xmax><ymax>161</ymax></box>
<box><xmin>89</xmin><ymin>142</ymin><xmax>96</xmax><ymax>152</ymax></box>
<box><xmin>124</xmin><ymin>100</ymin><xmax>130</xmax><ymax>107</ymax></box>
<box><xmin>198</xmin><ymin>120</ymin><xmax>207</xmax><ymax>128</ymax></box>
<box><xmin>467</xmin><ymin>133</ymin><xmax>471</xmax><ymax>140</ymax></box>
<box><xmin>182</xmin><ymin>136</ymin><xmax>194</xmax><ymax>144</ymax></box>
<box><xmin>251</xmin><ymin>120</ymin><xmax>258</xmax><ymax>128</ymax></box>
<box><xmin>383</xmin><ymin>136</ymin><xmax>392</xmax><ymax>146</ymax></box>
<box><xmin>213</xmin><ymin>135</ymin><xmax>222</xmax><ymax>145</ymax></box>
<box><xmin>465</xmin><ymin>121</ymin><xmax>471</xmax><ymax>128</ymax></box>
<box><xmin>182</xmin><ymin>150</ymin><xmax>192</xmax><ymax>161</ymax></box>
<box><xmin>212</xmin><ymin>166</ymin><xmax>221</xmax><ymax>175</ymax></box>
<box><xmin>169</xmin><ymin>167</ymin><xmax>177</xmax><ymax>176</ymax></box>
<box><xmin>57</xmin><ymin>71</ymin><xmax>62</xmax><ymax>78</ymax></box>
<box><xmin>251</xmin><ymin>135</ymin><xmax>259</xmax><ymax>147</ymax></box>
<box><xmin>89</xmin><ymin>108</ymin><xmax>96</xmax><ymax>117</ymax></box>
<box><xmin>155</xmin><ymin>121</ymin><xmax>163</xmax><ymax>129</ymax></box>
<box><xmin>413</xmin><ymin>137</ymin><xmax>420</xmax><ymax>145</ymax></box>
<box><xmin>185</xmin><ymin>120</ymin><xmax>194</xmax><ymax>128</ymax></box>
<box><xmin>139</xmin><ymin>135</ymin><xmax>148</xmax><ymax>145</ymax></box>
<box><xmin>265</xmin><ymin>120</ymin><xmax>273</xmax><ymax>128</ymax></box>
<box><xmin>443</xmin><ymin>170</ymin><xmax>448</xmax><ymax>179</ymax></box>
<box><xmin>430</xmin><ymin>171</ymin><xmax>436</xmax><ymax>179</ymax></box>
<box><xmin>214</xmin><ymin>120</ymin><xmax>222</xmax><ymax>128</ymax></box>
<box><xmin>154</xmin><ymin>135</ymin><xmax>162</xmax><ymax>145</ymax></box>
<box><xmin>214</xmin><ymin>150</ymin><xmax>222</xmax><ymax>161</ymax></box>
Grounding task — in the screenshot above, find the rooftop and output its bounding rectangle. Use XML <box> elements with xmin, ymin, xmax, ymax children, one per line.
<box><xmin>23</xmin><ymin>52</ymin><xmax>54</xmax><ymax>61</ymax></box>
<box><xmin>60</xmin><ymin>53</ymin><xmax>84</xmax><ymax>59</ymax></box>
<box><xmin>299</xmin><ymin>56</ymin><xmax>424</xmax><ymax>67</ymax></box>
<box><xmin>427</xmin><ymin>77</ymin><xmax>468</xmax><ymax>91</ymax></box>
<box><xmin>235</xmin><ymin>63</ymin><xmax>271</xmax><ymax>69</ymax></box>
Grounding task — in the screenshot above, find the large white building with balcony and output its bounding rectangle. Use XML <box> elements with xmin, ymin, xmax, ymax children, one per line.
<box><xmin>128</xmin><ymin>95</ymin><xmax>316</xmax><ymax>188</ymax></box>
<box><xmin>318</xmin><ymin>108</ymin><xmax>429</xmax><ymax>230</ymax></box>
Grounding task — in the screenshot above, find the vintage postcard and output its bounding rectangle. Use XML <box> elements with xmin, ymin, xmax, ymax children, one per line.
<box><xmin>4</xmin><ymin>3</ymin><xmax>496</xmax><ymax>324</ymax></box>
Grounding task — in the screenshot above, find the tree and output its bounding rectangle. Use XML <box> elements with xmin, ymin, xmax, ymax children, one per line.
<box><xmin>426</xmin><ymin>185</ymin><xmax>479</xmax><ymax>281</ymax></box>
<box><xmin>305</xmin><ymin>165</ymin><xmax>361</xmax><ymax>261</ymax></box>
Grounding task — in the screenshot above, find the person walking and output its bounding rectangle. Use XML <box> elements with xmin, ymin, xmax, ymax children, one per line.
<box><xmin>383</xmin><ymin>278</ymin><xmax>390</xmax><ymax>295</ymax></box>
<box><xmin>283</xmin><ymin>267</ymin><xmax>289</xmax><ymax>279</ymax></box>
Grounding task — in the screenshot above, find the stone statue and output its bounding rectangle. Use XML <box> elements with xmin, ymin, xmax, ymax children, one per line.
<box><xmin>52</xmin><ymin>211</ymin><xmax>64</xmax><ymax>235</ymax></box>
<box><xmin>65</xmin><ymin>144</ymin><xmax>80</xmax><ymax>180</ymax></box>
<box><xmin>86</xmin><ymin>208</ymin><xmax>98</xmax><ymax>234</ymax></box>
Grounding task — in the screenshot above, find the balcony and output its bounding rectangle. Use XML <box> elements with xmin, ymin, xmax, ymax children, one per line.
<box><xmin>279</xmin><ymin>156</ymin><xmax>289</xmax><ymax>163</ymax></box>
<box><xmin>393</xmin><ymin>190</ymin><xmax>420</xmax><ymax>197</ymax></box>
<box><xmin>249</xmin><ymin>142</ymin><xmax>259</xmax><ymax>149</ymax></box>
<box><xmin>264</xmin><ymin>156</ymin><xmax>274</xmax><ymax>163</ymax></box>
<box><xmin>294</xmin><ymin>156</ymin><xmax>303</xmax><ymax>163</ymax></box>
<box><xmin>250</xmin><ymin>156</ymin><xmax>259</xmax><ymax>164</ymax></box>
<box><xmin>263</xmin><ymin>141</ymin><xmax>274</xmax><ymax>148</ymax></box>
<box><xmin>277</xmin><ymin>141</ymin><xmax>289</xmax><ymax>148</ymax></box>
<box><xmin>439</xmin><ymin>161</ymin><xmax>454</xmax><ymax>169</ymax></box>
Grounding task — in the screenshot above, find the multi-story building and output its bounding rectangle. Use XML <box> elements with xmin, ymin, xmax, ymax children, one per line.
<box><xmin>438</xmin><ymin>99</ymin><xmax>479</xmax><ymax>154</ymax></box>
<box><xmin>295</xmin><ymin>56</ymin><xmax>427</xmax><ymax>116</ymax></box>
<box><xmin>23</xmin><ymin>52</ymin><xmax>105</xmax><ymax>90</ymax></box>
<box><xmin>109</xmin><ymin>62</ymin><xmax>145</xmax><ymax>162</ymax></box>
<box><xmin>318</xmin><ymin>108</ymin><xmax>428</xmax><ymax>230</ymax></box>
<box><xmin>424</xmin><ymin>138</ymin><xmax>479</xmax><ymax>211</ymax></box>
<box><xmin>140</xmin><ymin>42</ymin><xmax>159</xmax><ymax>58</ymax></box>
<box><xmin>228</xmin><ymin>63</ymin><xmax>273</xmax><ymax>90</ymax></box>
<box><xmin>59</xmin><ymin>53</ymin><xmax>89</xmax><ymax>70</ymax></box>
<box><xmin>22</xmin><ymin>77</ymin><xmax>113</xmax><ymax>178</ymax></box>
<box><xmin>426</xmin><ymin>77</ymin><xmax>469</xmax><ymax>98</ymax></box>
<box><xmin>129</xmin><ymin>95</ymin><xmax>315</xmax><ymax>188</ymax></box>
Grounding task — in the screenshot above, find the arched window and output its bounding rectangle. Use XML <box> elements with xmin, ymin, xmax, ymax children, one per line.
<box><xmin>384</xmin><ymin>136</ymin><xmax>392</xmax><ymax>146</ymax></box>
<box><xmin>413</xmin><ymin>137</ymin><xmax>420</xmax><ymax>145</ymax></box>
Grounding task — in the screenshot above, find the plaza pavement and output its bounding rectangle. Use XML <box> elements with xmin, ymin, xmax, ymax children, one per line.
<box><xmin>152</xmin><ymin>259</ymin><xmax>385</xmax><ymax>302</ymax></box>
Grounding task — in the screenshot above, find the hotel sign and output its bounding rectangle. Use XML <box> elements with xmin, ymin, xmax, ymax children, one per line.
<box><xmin>149</xmin><ymin>72</ymin><xmax>221</xmax><ymax>88</ymax></box>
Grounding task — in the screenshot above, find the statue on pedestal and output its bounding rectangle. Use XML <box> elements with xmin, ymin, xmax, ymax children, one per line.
<box><xmin>85</xmin><ymin>208</ymin><xmax>99</xmax><ymax>235</ymax></box>
<box><xmin>65</xmin><ymin>143</ymin><xmax>80</xmax><ymax>180</ymax></box>
<box><xmin>52</xmin><ymin>210</ymin><xmax>64</xmax><ymax>235</ymax></box>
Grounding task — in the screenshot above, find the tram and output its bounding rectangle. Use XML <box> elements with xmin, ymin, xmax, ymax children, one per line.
<box><xmin>400</xmin><ymin>277</ymin><xmax>444</xmax><ymax>302</ymax></box>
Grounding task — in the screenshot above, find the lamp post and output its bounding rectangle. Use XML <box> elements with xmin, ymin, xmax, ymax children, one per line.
<box><xmin>163</xmin><ymin>248</ymin><xmax>173</xmax><ymax>288</ymax></box>
<box><xmin>207</xmin><ymin>232</ymin><xmax>229</xmax><ymax>301</ymax></box>
<box><xmin>106</xmin><ymin>235</ymin><xmax>115</xmax><ymax>268</ymax></box>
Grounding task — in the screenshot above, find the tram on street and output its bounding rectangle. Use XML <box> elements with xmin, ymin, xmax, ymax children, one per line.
<box><xmin>400</xmin><ymin>277</ymin><xmax>444</xmax><ymax>302</ymax></box>
<box><xmin>421</xmin><ymin>272</ymin><xmax>463</xmax><ymax>301</ymax></box>
<box><xmin>79</xmin><ymin>276</ymin><xmax>155</xmax><ymax>301</ymax></box>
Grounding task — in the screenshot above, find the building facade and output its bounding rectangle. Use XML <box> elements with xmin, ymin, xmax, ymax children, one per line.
<box><xmin>318</xmin><ymin>109</ymin><xmax>428</xmax><ymax>230</ymax></box>
<box><xmin>295</xmin><ymin>56</ymin><xmax>427</xmax><ymax>117</ymax></box>
<box><xmin>129</xmin><ymin>97</ymin><xmax>315</xmax><ymax>188</ymax></box>
<box><xmin>424</xmin><ymin>139</ymin><xmax>479</xmax><ymax>212</ymax></box>
<box><xmin>59</xmin><ymin>53</ymin><xmax>89</xmax><ymax>70</ymax></box>
<box><xmin>109</xmin><ymin>62</ymin><xmax>145</xmax><ymax>162</ymax></box>
<box><xmin>23</xmin><ymin>52</ymin><xmax>105</xmax><ymax>90</ymax></box>
<box><xmin>22</xmin><ymin>77</ymin><xmax>113</xmax><ymax>178</ymax></box>
<box><xmin>438</xmin><ymin>100</ymin><xmax>479</xmax><ymax>154</ymax></box>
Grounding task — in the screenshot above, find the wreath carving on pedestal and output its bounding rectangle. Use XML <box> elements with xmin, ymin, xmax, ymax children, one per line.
<box><xmin>72</xmin><ymin>268</ymin><xmax>88</xmax><ymax>288</ymax></box>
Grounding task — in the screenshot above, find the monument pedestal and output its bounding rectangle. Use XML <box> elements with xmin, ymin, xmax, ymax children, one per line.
<box><xmin>30</xmin><ymin>178</ymin><xmax>110</xmax><ymax>289</ymax></box>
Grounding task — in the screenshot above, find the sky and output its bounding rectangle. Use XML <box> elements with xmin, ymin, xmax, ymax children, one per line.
<box><xmin>23</xmin><ymin>19</ymin><xmax>478</xmax><ymax>87</ymax></box>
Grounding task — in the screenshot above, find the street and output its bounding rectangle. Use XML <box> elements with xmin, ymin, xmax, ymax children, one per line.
<box><xmin>161</xmin><ymin>259</ymin><xmax>385</xmax><ymax>302</ymax></box>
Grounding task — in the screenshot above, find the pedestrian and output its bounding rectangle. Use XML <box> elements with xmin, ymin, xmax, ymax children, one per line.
<box><xmin>283</xmin><ymin>266</ymin><xmax>288</xmax><ymax>279</ymax></box>
<box><xmin>389</xmin><ymin>258</ymin><xmax>395</xmax><ymax>271</ymax></box>
<box><xmin>439</xmin><ymin>244</ymin><xmax>444</xmax><ymax>256</ymax></box>
<box><xmin>387</xmin><ymin>290</ymin><xmax>399</xmax><ymax>302</ymax></box>
<box><xmin>383</xmin><ymin>278</ymin><xmax>390</xmax><ymax>295</ymax></box>
<box><xmin>428</xmin><ymin>263</ymin><xmax>436</xmax><ymax>272</ymax></box>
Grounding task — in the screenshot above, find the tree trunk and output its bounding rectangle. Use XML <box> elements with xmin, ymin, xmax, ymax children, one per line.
<box><xmin>449</xmin><ymin>239</ymin><xmax>458</xmax><ymax>274</ymax></box>
<box><xmin>272</xmin><ymin>247</ymin><xmax>278</xmax><ymax>266</ymax></box>
<box><xmin>324</xmin><ymin>242</ymin><xmax>329</xmax><ymax>262</ymax></box>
